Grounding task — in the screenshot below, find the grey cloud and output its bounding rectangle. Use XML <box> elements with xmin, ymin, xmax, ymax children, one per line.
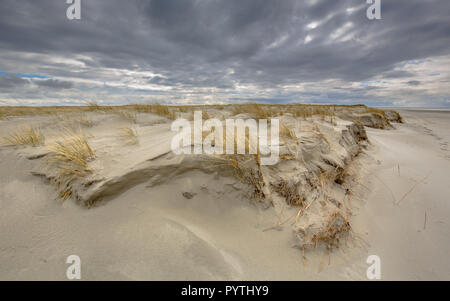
<box><xmin>0</xmin><ymin>0</ymin><xmax>449</xmax><ymax>106</ymax></box>
<box><xmin>382</xmin><ymin>70</ymin><xmax>415</xmax><ymax>78</ymax></box>
<box><xmin>0</xmin><ymin>74</ymin><xmax>29</xmax><ymax>88</ymax></box>
<box><xmin>34</xmin><ymin>79</ymin><xmax>73</xmax><ymax>89</ymax></box>
<box><xmin>407</xmin><ymin>80</ymin><xmax>421</xmax><ymax>86</ymax></box>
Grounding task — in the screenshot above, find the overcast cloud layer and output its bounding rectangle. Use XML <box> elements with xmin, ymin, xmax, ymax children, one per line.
<box><xmin>0</xmin><ymin>0</ymin><xmax>449</xmax><ymax>107</ymax></box>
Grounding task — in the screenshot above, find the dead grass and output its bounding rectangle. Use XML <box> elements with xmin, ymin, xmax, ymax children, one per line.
<box><xmin>231</xmin><ymin>103</ymin><xmax>279</xmax><ymax>119</ymax></box>
<box><xmin>279</xmin><ymin>122</ymin><xmax>297</xmax><ymax>140</ymax></box>
<box><xmin>74</xmin><ymin>114</ymin><xmax>94</xmax><ymax>127</ymax></box>
<box><xmin>85</xmin><ymin>101</ymin><xmax>101</xmax><ymax>111</ymax></box>
<box><xmin>297</xmin><ymin>211</ymin><xmax>351</xmax><ymax>252</ymax></box>
<box><xmin>271</xmin><ymin>179</ymin><xmax>305</xmax><ymax>206</ymax></box>
<box><xmin>0</xmin><ymin>104</ymin><xmax>400</xmax><ymax>125</ymax></box>
<box><xmin>215</xmin><ymin>155</ymin><xmax>265</xmax><ymax>199</ymax></box>
<box><xmin>313</xmin><ymin>124</ymin><xmax>331</xmax><ymax>146</ymax></box>
<box><xmin>202</xmin><ymin>121</ymin><xmax>269</xmax><ymax>202</ymax></box>
<box><xmin>119</xmin><ymin>126</ymin><xmax>139</xmax><ymax>145</ymax></box>
<box><xmin>48</xmin><ymin>130</ymin><xmax>95</xmax><ymax>200</ymax></box>
<box><xmin>3</xmin><ymin>126</ymin><xmax>45</xmax><ymax>147</ymax></box>
<box><xmin>131</xmin><ymin>103</ymin><xmax>176</xmax><ymax>119</ymax></box>
<box><xmin>116</xmin><ymin>110</ymin><xmax>137</xmax><ymax>123</ymax></box>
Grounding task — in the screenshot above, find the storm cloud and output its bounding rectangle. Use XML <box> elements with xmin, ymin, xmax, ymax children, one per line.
<box><xmin>0</xmin><ymin>0</ymin><xmax>449</xmax><ymax>106</ymax></box>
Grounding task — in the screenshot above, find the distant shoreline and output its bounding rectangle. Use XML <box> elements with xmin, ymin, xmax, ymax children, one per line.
<box><xmin>383</xmin><ymin>107</ymin><xmax>450</xmax><ymax>112</ymax></box>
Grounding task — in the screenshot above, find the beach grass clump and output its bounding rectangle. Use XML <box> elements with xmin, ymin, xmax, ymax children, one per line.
<box><xmin>296</xmin><ymin>211</ymin><xmax>351</xmax><ymax>253</ymax></box>
<box><xmin>74</xmin><ymin>114</ymin><xmax>94</xmax><ymax>127</ymax></box>
<box><xmin>218</xmin><ymin>155</ymin><xmax>266</xmax><ymax>200</ymax></box>
<box><xmin>119</xmin><ymin>126</ymin><xmax>139</xmax><ymax>145</ymax></box>
<box><xmin>116</xmin><ymin>110</ymin><xmax>137</xmax><ymax>123</ymax></box>
<box><xmin>131</xmin><ymin>103</ymin><xmax>176</xmax><ymax>119</ymax></box>
<box><xmin>271</xmin><ymin>179</ymin><xmax>305</xmax><ymax>206</ymax></box>
<box><xmin>294</xmin><ymin>107</ymin><xmax>313</xmax><ymax>120</ymax></box>
<box><xmin>3</xmin><ymin>126</ymin><xmax>45</xmax><ymax>147</ymax></box>
<box><xmin>231</xmin><ymin>103</ymin><xmax>279</xmax><ymax>119</ymax></box>
<box><xmin>205</xmin><ymin>127</ymin><xmax>265</xmax><ymax>199</ymax></box>
<box><xmin>151</xmin><ymin>103</ymin><xmax>176</xmax><ymax>119</ymax></box>
<box><xmin>85</xmin><ymin>100</ymin><xmax>102</xmax><ymax>111</ymax></box>
<box><xmin>280</xmin><ymin>122</ymin><xmax>297</xmax><ymax>140</ymax></box>
<box><xmin>49</xmin><ymin>130</ymin><xmax>95</xmax><ymax>200</ymax></box>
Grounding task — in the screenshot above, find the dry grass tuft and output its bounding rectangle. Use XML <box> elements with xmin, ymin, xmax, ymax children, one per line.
<box><xmin>131</xmin><ymin>103</ymin><xmax>176</xmax><ymax>119</ymax></box>
<box><xmin>297</xmin><ymin>211</ymin><xmax>351</xmax><ymax>251</ymax></box>
<box><xmin>271</xmin><ymin>179</ymin><xmax>305</xmax><ymax>206</ymax></box>
<box><xmin>116</xmin><ymin>110</ymin><xmax>137</xmax><ymax>123</ymax></box>
<box><xmin>85</xmin><ymin>100</ymin><xmax>101</xmax><ymax>111</ymax></box>
<box><xmin>49</xmin><ymin>130</ymin><xmax>95</xmax><ymax>200</ymax></box>
<box><xmin>207</xmin><ymin>154</ymin><xmax>265</xmax><ymax>200</ymax></box>
<box><xmin>313</xmin><ymin>124</ymin><xmax>330</xmax><ymax>146</ymax></box>
<box><xmin>280</xmin><ymin>122</ymin><xmax>297</xmax><ymax>140</ymax></box>
<box><xmin>119</xmin><ymin>126</ymin><xmax>139</xmax><ymax>145</ymax></box>
<box><xmin>74</xmin><ymin>114</ymin><xmax>94</xmax><ymax>127</ymax></box>
<box><xmin>232</xmin><ymin>103</ymin><xmax>279</xmax><ymax>119</ymax></box>
<box><xmin>3</xmin><ymin>126</ymin><xmax>45</xmax><ymax>147</ymax></box>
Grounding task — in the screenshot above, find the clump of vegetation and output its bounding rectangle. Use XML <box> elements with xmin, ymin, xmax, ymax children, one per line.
<box><xmin>85</xmin><ymin>100</ymin><xmax>101</xmax><ymax>111</ymax></box>
<box><xmin>130</xmin><ymin>103</ymin><xmax>176</xmax><ymax>119</ymax></box>
<box><xmin>279</xmin><ymin>122</ymin><xmax>297</xmax><ymax>140</ymax></box>
<box><xmin>3</xmin><ymin>126</ymin><xmax>45</xmax><ymax>147</ymax></box>
<box><xmin>48</xmin><ymin>130</ymin><xmax>95</xmax><ymax>200</ymax></box>
<box><xmin>116</xmin><ymin>110</ymin><xmax>137</xmax><ymax>123</ymax></box>
<box><xmin>211</xmin><ymin>154</ymin><xmax>266</xmax><ymax>200</ymax></box>
<box><xmin>271</xmin><ymin>179</ymin><xmax>305</xmax><ymax>206</ymax></box>
<box><xmin>119</xmin><ymin>126</ymin><xmax>139</xmax><ymax>145</ymax></box>
<box><xmin>294</xmin><ymin>107</ymin><xmax>313</xmax><ymax>120</ymax></box>
<box><xmin>74</xmin><ymin>114</ymin><xmax>94</xmax><ymax>127</ymax></box>
<box><xmin>296</xmin><ymin>211</ymin><xmax>351</xmax><ymax>251</ymax></box>
<box><xmin>231</xmin><ymin>103</ymin><xmax>279</xmax><ymax>119</ymax></box>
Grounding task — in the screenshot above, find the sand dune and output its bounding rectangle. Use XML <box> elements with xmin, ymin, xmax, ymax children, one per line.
<box><xmin>0</xmin><ymin>105</ymin><xmax>447</xmax><ymax>280</ymax></box>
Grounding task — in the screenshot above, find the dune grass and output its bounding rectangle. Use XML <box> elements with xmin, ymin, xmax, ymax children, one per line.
<box><xmin>280</xmin><ymin>122</ymin><xmax>297</xmax><ymax>140</ymax></box>
<box><xmin>0</xmin><ymin>103</ymin><xmax>401</xmax><ymax>125</ymax></box>
<box><xmin>49</xmin><ymin>130</ymin><xmax>95</xmax><ymax>200</ymax></box>
<box><xmin>119</xmin><ymin>126</ymin><xmax>139</xmax><ymax>145</ymax></box>
<box><xmin>231</xmin><ymin>103</ymin><xmax>280</xmax><ymax>119</ymax></box>
<box><xmin>74</xmin><ymin>114</ymin><xmax>94</xmax><ymax>127</ymax></box>
<box><xmin>3</xmin><ymin>126</ymin><xmax>45</xmax><ymax>147</ymax></box>
<box><xmin>271</xmin><ymin>179</ymin><xmax>305</xmax><ymax>206</ymax></box>
<box><xmin>130</xmin><ymin>103</ymin><xmax>176</xmax><ymax>119</ymax></box>
<box><xmin>116</xmin><ymin>110</ymin><xmax>137</xmax><ymax>123</ymax></box>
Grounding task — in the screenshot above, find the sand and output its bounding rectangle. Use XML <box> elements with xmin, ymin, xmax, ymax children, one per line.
<box><xmin>0</xmin><ymin>108</ymin><xmax>449</xmax><ymax>280</ymax></box>
<box><xmin>353</xmin><ymin>109</ymin><xmax>450</xmax><ymax>280</ymax></box>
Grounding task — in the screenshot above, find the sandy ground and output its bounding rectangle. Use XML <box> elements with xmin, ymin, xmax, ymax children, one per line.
<box><xmin>354</xmin><ymin>109</ymin><xmax>450</xmax><ymax>280</ymax></box>
<box><xmin>0</xmin><ymin>109</ymin><xmax>449</xmax><ymax>280</ymax></box>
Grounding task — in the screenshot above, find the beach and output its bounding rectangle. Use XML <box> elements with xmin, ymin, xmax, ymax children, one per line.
<box><xmin>0</xmin><ymin>107</ymin><xmax>449</xmax><ymax>280</ymax></box>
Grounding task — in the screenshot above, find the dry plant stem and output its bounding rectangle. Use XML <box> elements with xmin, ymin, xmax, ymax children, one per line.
<box><xmin>424</xmin><ymin>211</ymin><xmax>427</xmax><ymax>230</ymax></box>
<box><xmin>396</xmin><ymin>172</ymin><xmax>431</xmax><ymax>205</ymax></box>
<box><xmin>373</xmin><ymin>173</ymin><xmax>398</xmax><ymax>204</ymax></box>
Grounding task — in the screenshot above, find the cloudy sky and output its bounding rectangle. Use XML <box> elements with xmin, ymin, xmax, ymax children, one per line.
<box><xmin>0</xmin><ymin>0</ymin><xmax>449</xmax><ymax>107</ymax></box>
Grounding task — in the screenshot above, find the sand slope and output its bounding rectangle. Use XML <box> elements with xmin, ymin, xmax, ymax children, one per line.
<box><xmin>0</xmin><ymin>109</ymin><xmax>449</xmax><ymax>280</ymax></box>
<box><xmin>354</xmin><ymin>110</ymin><xmax>450</xmax><ymax>280</ymax></box>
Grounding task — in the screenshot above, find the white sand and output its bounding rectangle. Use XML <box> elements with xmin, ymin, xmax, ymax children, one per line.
<box><xmin>353</xmin><ymin>109</ymin><xmax>450</xmax><ymax>280</ymax></box>
<box><xmin>0</xmin><ymin>109</ymin><xmax>449</xmax><ymax>280</ymax></box>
